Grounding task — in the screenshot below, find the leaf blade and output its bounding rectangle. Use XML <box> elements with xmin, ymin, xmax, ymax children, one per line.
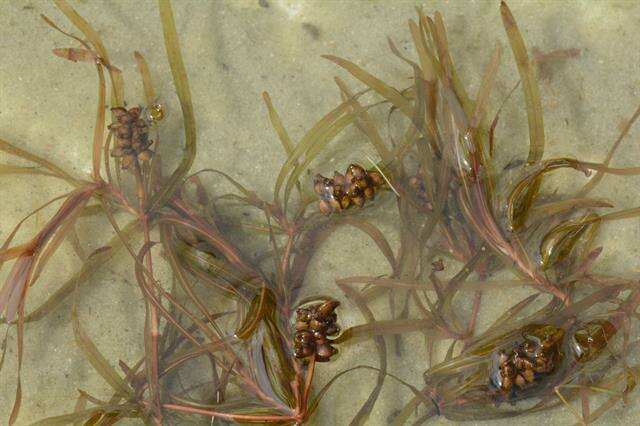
<box><xmin>501</xmin><ymin>1</ymin><xmax>545</xmax><ymax>164</ymax></box>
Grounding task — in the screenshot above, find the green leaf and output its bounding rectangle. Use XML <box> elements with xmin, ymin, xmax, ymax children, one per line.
<box><xmin>235</xmin><ymin>287</ymin><xmax>275</xmax><ymax>340</ymax></box>
<box><xmin>71</xmin><ymin>304</ymin><xmax>132</xmax><ymax>397</ymax></box>
<box><xmin>151</xmin><ymin>0</ymin><xmax>197</xmax><ymax>212</ymax></box>
<box><xmin>539</xmin><ymin>213</ymin><xmax>600</xmax><ymax>270</ymax></box>
<box><xmin>501</xmin><ymin>1</ymin><xmax>545</xmax><ymax>164</ymax></box>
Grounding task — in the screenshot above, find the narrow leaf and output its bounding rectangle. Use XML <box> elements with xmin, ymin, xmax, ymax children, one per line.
<box><xmin>323</xmin><ymin>54</ymin><xmax>412</xmax><ymax>116</ymax></box>
<box><xmin>234</xmin><ymin>287</ymin><xmax>275</xmax><ymax>340</ymax></box>
<box><xmin>53</xmin><ymin>0</ymin><xmax>124</xmax><ymax>105</ymax></box>
<box><xmin>501</xmin><ymin>1</ymin><xmax>545</xmax><ymax>164</ymax></box>
<box><xmin>151</xmin><ymin>0</ymin><xmax>197</xmax><ymax>212</ymax></box>
<box><xmin>540</xmin><ymin>213</ymin><xmax>600</xmax><ymax>270</ymax></box>
<box><xmin>71</xmin><ymin>304</ymin><xmax>131</xmax><ymax>396</ymax></box>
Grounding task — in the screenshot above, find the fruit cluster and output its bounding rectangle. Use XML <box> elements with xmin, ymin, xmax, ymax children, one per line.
<box><xmin>108</xmin><ymin>106</ymin><xmax>154</xmax><ymax>169</ymax></box>
<box><xmin>493</xmin><ymin>325</ymin><xmax>564</xmax><ymax>394</ymax></box>
<box><xmin>313</xmin><ymin>164</ymin><xmax>385</xmax><ymax>214</ymax></box>
<box><xmin>293</xmin><ymin>300</ymin><xmax>340</xmax><ymax>362</ymax></box>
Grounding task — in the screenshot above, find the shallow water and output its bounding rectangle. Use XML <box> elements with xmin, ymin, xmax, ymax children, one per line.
<box><xmin>0</xmin><ymin>0</ymin><xmax>639</xmax><ymax>424</ymax></box>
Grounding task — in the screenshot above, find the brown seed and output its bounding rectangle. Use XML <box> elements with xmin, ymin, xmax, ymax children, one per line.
<box><xmin>128</xmin><ymin>107</ymin><xmax>141</xmax><ymax>118</ymax></box>
<box><xmin>514</xmin><ymin>357</ymin><xmax>524</xmax><ymax>370</ymax></box>
<box><xmin>302</xmin><ymin>345</ymin><xmax>315</xmax><ymax>357</ymax></box>
<box><xmin>111</xmin><ymin>107</ymin><xmax>127</xmax><ymax>119</ymax></box>
<box><xmin>295</xmin><ymin>331</ymin><xmax>313</xmax><ymax>344</ymax></box>
<box><xmin>296</xmin><ymin>308</ymin><xmax>310</xmax><ymax>321</ymax></box>
<box><xmin>116</xmin><ymin>138</ymin><xmax>130</xmax><ymax>148</ymax></box>
<box><xmin>118</xmin><ymin>113</ymin><xmax>132</xmax><ymax>124</ymax></box>
<box><xmin>347</xmin><ymin>183</ymin><xmax>362</xmax><ymax>198</ymax></box>
<box><xmin>344</xmin><ymin>169</ymin><xmax>354</xmax><ymax>182</ymax></box>
<box><xmin>517</xmin><ymin>357</ymin><xmax>528</xmax><ymax>368</ymax></box>
<box><xmin>314</xmin><ymin>175</ymin><xmax>332</xmax><ymax>193</ymax></box>
<box><xmin>315</xmin><ymin>343</ymin><xmax>337</xmax><ymax>360</ymax></box>
<box><xmin>295</xmin><ymin>344</ymin><xmax>314</xmax><ymax>358</ymax></box>
<box><xmin>523</xmin><ymin>369</ymin><xmax>535</xmax><ymax>382</ymax></box>
<box><xmin>523</xmin><ymin>341</ymin><xmax>537</xmax><ymax>355</ymax></box>
<box><xmin>314</xmin><ymin>335</ymin><xmax>328</xmax><ymax>345</ymax></box>
<box><xmin>368</xmin><ymin>171</ymin><xmax>385</xmax><ymax>187</ymax></box>
<box><xmin>120</xmin><ymin>154</ymin><xmax>135</xmax><ymax>169</ymax></box>
<box><xmin>515</xmin><ymin>374</ymin><xmax>526</xmax><ymax>388</ymax></box>
<box><xmin>317</xmin><ymin>300</ymin><xmax>340</xmax><ymax>317</ymax></box>
<box><xmin>318</xmin><ymin>200</ymin><xmax>332</xmax><ymax>215</ymax></box>
<box><xmin>347</xmin><ymin>164</ymin><xmax>366</xmax><ymax>180</ymax></box>
<box><xmin>534</xmin><ymin>357</ymin><xmax>550</xmax><ymax>373</ymax></box>
<box><xmin>363</xmin><ymin>186</ymin><xmax>375</xmax><ymax>200</ymax></box>
<box><xmin>356</xmin><ymin>178</ymin><xmax>368</xmax><ymax>189</ymax></box>
<box><xmin>501</xmin><ymin>375</ymin><xmax>512</xmax><ymax>391</ymax></box>
<box><xmin>116</xmin><ymin>127</ymin><xmax>132</xmax><ymax>139</ymax></box>
<box><xmin>340</xmin><ymin>195</ymin><xmax>350</xmax><ymax>209</ymax></box>
<box><xmin>352</xmin><ymin>196</ymin><xmax>365</xmax><ymax>207</ymax></box>
<box><xmin>309</xmin><ymin>319</ymin><xmax>322</xmax><ymax>330</ymax></box>
<box><xmin>329</xmin><ymin>197</ymin><xmax>341</xmax><ymax>211</ymax></box>
<box><xmin>138</xmin><ymin>149</ymin><xmax>153</xmax><ymax>162</ymax></box>
<box><xmin>333</xmin><ymin>172</ymin><xmax>345</xmax><ymax>186</ymax></box>
<box><xmin>325</xmin><ymin>325</ymin><xmax>340</xmax><ymax>336</ymax></box>
<box><xmin>501</xmin><ymin>364</ymin><xmax>515</xmax><ymax>378</ymax></box>
<box><xmin>295</xmin><ymin>321</ymin><xmax>308</xmax><ymax>331</ymax></box>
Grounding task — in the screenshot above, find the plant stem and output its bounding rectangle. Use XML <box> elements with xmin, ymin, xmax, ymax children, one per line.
<box><xmin>134</xmin><ymin>160</ymin><xmax>162</xmax><ymax>424</ymax></box>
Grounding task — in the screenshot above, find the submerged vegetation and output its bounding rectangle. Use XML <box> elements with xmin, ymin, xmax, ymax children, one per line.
<box><xmin>1</xmin><ymin>1</ymin><xmax>640</xmax><ymax>424</ymax></box>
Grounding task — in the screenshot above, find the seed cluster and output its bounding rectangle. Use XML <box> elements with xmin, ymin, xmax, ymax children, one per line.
<box><xmin>314</xmin><ymin>164</ymin><xmax>385</xmax><ymax>215</ymax></box>
<box><xmin>494</xmin><ymin>325</ymin><xmax>564</xmax><ymax>394</ymax></box>
<box><xmin>294</xmin><ymin>300</ymin><xmax>340</xmax><ymax>362</ymax></box>
<box><xmin>108</xmin><ymin>106</ymin><xmax>154</xmax><ymax>169</ymax></box>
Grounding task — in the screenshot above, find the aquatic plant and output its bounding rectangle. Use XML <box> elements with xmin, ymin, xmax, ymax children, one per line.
<box><xmin>0</xmin><ymin>1</ymin><xmax>639</xmax><ymax>425</ymax></box>
<box><xmin>316</xmin><ymin>1</ymin><xmax>640</xmax><ymax>424</ymax></box>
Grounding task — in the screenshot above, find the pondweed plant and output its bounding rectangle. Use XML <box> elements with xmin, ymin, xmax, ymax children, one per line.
<box><xmin>0</xmin><ymin>1</ymin><xmax>639</xmax><ymax>425</ymax></box>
